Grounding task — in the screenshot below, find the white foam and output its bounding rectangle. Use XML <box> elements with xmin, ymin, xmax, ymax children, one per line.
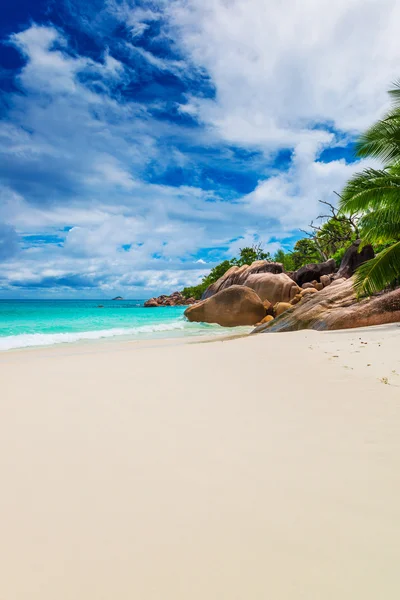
<box><xmin>0</xmin><ymin>320</ymin><xmax>210</xmax><ymax>351</ymax></box>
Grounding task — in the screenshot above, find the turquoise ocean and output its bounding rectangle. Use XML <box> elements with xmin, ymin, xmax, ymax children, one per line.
<box><xmin>0</xmin><ymin>299</ymin><xmax>245</xmax><ymax>351</ymax></box>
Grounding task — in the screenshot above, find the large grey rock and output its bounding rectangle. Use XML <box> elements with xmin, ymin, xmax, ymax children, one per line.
<box><xmin>336</xmin><ymin>240</ymin><xmax>375</xmax><ymax>279</ymax></box>
<box><xmin>294</xmin><ymin>259</ymin><xmax>336</xmax><ymax>287</ymax></box>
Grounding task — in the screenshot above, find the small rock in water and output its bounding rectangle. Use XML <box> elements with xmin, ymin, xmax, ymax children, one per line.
<box><xmin>144</xmin><ymin>291</ymin><xmax>196</xmax><ymax>307</ymax></box>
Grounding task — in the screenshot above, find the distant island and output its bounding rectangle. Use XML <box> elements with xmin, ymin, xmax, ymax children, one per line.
<box><xmin>112</xmin><ymin>296</ymin><xmax>123</xmax><ymax>301</ymax></box>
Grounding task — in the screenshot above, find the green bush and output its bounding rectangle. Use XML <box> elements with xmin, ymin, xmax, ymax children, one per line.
<box><xmin>332</xmin><ymin>246</ymin><xmax>348</xmax><ymax>268</ymax></box>
<box><xmin>181</xmin><ymin>246</ymin><xmax>271</xmax><ymax>300</ymax></box>
<box><xmin>181</xmin><ymin>230</ymin><xmax>370</xmax><ymax>300</ymax></box>
<box><xmin>181</xmin><ymin>283</ymin><xmax>208</xmax><ymax>300</ymax></box>
<box><xmin>273</xmin><ymin>249</ymin><xmax>295</xmax><ymax>272</ymax></box>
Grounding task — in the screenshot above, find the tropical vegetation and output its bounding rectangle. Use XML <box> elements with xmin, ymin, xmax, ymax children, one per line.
<box><xmin>339</xmin><ymin>81</ymin><xmax>400</xmax><ymax>296</ymax></box>
<box><xmin>182</xmin><ymin>213</ymin><xmax>358</xmax><ymax>300</ymax></box>
<box><xmin>182</xmin><ymin>245</ymin><xmax>271</xmax><ymax>300</ymax></box>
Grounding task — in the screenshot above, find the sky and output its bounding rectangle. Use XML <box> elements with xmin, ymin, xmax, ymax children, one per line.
<box><xmin>1</xmin><ymin>0</ymin><xmax>400</xmax><ymax>298</ymax></box>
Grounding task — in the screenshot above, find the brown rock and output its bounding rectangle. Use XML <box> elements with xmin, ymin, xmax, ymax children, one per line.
<box><xmin>255</xmin><ymin>315</ymin><xmax>275</xmax><ymax>326</ymax></box>
<box><xmin>184</xmin><ymin>285</ymin><xmax>266</xmax><ymax>327</ymax></box>
<box><xmin>320</xmin><ymin>275</ymin><xmax>331</xmax><ymax>287</ymax></box>
<box><xmin>290</xmin><ymin>294</ymin><xmax>302</xmax><ymax>305</ymax></box>
<box><xmin>144</xmin><ymin>298</ymin><xmax>159</xmax><ymax>307</ymax></box>
<box><xmin>302</xmin><ymin>282</ymin><xmax>314</xmax><ymax>289</ymax></box>
<box><xmin>262</xmin><ymin>299</ymin><xmax>274</xmax><ymax>316</ymax></box>
<box><xmin>263</xmin><ymin>299</ymin><xmax>272</xmax><ymax>311</ymax></box>
<box><xmin>315</xmin><ymin>283</ymin><xmax>324</xmax><ymax>291</ymax></box>
<box><xmin>144</xmin><ymin>291</ymin><xmax>195</xmax><ymax>307</ymax></box>
<box><xmin>274</xmin><ymin>302</ymin><xmax>293</xmax><ymax>317</ymax></box>
<box><xmin>201</xmin><ymin>260</ymin><xmax>284</xmax><ymax>299</ymax></box>
<box><xmin>300</xmin><ymin>287</ymin><xmax>318</xmax><ymax>297</ymax></box>
<box><xmin>244</xmin><ymin>272</ymin><xmax>300</xmax><ymax>304</ymax></box>
<box><xmin>253</xmin><ymin>279</ymin><xmax>400</xmax><ymax>333</ymax></box>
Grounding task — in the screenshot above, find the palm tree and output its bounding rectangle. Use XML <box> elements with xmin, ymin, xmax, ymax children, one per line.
<box><xmin>339</xmin><ymin>81</ymin><xmax>400</xmax><ymax>296</ymax></box>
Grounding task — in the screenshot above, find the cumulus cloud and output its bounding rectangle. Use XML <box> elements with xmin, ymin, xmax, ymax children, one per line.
<box><xmin>242</xmin><ymin>140</ymin><xmax>379</xmax><ymax>231</ymax></box>
<box><xmin>168</xmin><ymin>0</ymin><xmax>400</xmax><ymax>143</ymax></box>
<box><xmin>0</xmin><ymin>0</ymin><xmax>397</xmax><ymax>296</ymax></box>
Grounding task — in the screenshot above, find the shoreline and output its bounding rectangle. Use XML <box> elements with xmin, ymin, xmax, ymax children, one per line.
<box><xmin>1</xmin><ymin>320</ymin><xmax>399</xmax><ymax>358</ymax></box>
<box><xmin>1</xmin><ymin>324</ymin><xmax>400</xmax><ymax>599</ymax></box>
<box><xmin>0</xmin><ymin>325</ymin><xmax>252</xmax><ymax>356</ymax></box>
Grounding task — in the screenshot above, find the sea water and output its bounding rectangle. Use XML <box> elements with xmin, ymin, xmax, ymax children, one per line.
<box><xmin>0</xmin><ymin>299</ymin><xmax>247</xmax><ymax>351</ymax></box>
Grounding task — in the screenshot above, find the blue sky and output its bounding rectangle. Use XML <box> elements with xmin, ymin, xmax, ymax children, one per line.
<box><xmin>0</xmin><ymin>0</ymin><xmax>399</xmax><ymax>298</ymax></box>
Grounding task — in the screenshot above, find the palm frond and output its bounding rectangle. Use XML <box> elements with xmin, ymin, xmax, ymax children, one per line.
<box><xmin>389</xmin><ymin>80</ymin><xmax>400</xmax><ymax>107</ymax></box>
<box><xmin>339</xmin><ymin>168</ymin><xmax>400</xmax><ymax>214</ymax></box>
<box><xmin>355</xmin><ymin>110</ymin><xmax>400</xmax><ymax>164</ymax></box>
<box><xmin>354</xmin><ymin>240</ymin><xmax>400</xmax><ymax>297</ymax></box>
<box><xmin>359</xmin><ymin>207</ymin><xmax>400</xmax><ymax>243</ymax></box>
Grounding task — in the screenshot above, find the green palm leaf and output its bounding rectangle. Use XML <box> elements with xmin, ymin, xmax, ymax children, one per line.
<box><xmin>388</xmin><ymin>80</ymin><xmax>400</xmax><ymax>107</ymax></box>
<box><xmin>354</xmin><ymin>240</ymin><xmax>400</xmax><ymax>296</ymax></box>
<box><xmin>356</xmin><ymin>113</ymin><xmax>400</xmax><ymax>164</ymax></box>
<box><xmin>359</xmin><ymin>207</ymin><xmax>400</xmax><ymax>243</ymax></box>
<box><xmin>339</xmin><ymin>168</ymin><xmax>400</xmax><ymax>214</ymax></box>
<box><xmin>355</xmin><ymin>81</ymin><xmax>400</xmax><ymax>164</ymax></box>
<box><xmin>340</xmin><ymin>82</ymin><xmax>400</xmax><ymax>296</ymax></box>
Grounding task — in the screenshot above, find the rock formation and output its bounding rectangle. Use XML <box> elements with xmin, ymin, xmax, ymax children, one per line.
<box><xmin>201</xmin><ymin>261</ymin><xmax>298</xmax><ymax>303</ymax></box>
<box><xmin>201</xmin><ymin>261</ymin><xmax>283</xmax><ymax>299</ymax></box>
<box><xmin>263</xmin><ymin>299</ymin><xmax>273</xmax><ymax>315</ymax></box>
<box><xmin>244</xmin><ymin>272</ymin><xmax>300</xmax><ymax>304</ymax></box>
<box><xmin>150</xmin><ymin>246</ymin><xmax>390</xmax><ymax>330</ymax></box>
<box><xmin>144</xmin><ymin>291</ymin><xmax>196</xmax><ymax>307</ymax></box>
<box><xmin>200</xmin><ymin>257</ymin><xmax>349</xmax><ymax>304</ymax></box>
<box><xmin>255</xmin><ymin>315</ymin><xmax>274</xmax><ymax>326</ymax></box>
<box><xmin>252</xmin><ymin>278</ymin><xmax>400</xmax><ymax>333</ymax></box>
<box><xmin>293</xmin><ymin>259</ymin><xmax>336</xmax><ymax>287</ymax></box>
<box><xmin>301</xmin><ymin>282</ymin><xmax>315</xmax><ymax>289</ymax></box>
<box><xmin>184</xmin><ymin>285</ymin><xmax>266</xmax><ymax>327</ymax></box>
<box><xmin>336</xmin><ymin>240</ymin><xmax>375</xmax><ymax>279</ymax></box>
<box><xmin>274</xmin><ymin>302</ymin><xmax>293</xmax><ymax>317</ymax></box>
<box><xmin>144</xmin><ymin>298</ymin><xmax>159</xmax><ymax>308</ymax></box>
<box><xmin>320</xmin><ymin>275</ymin><xmax>331</xmax><ymax>287</ymax></box>
<box><xmin>300</xmin><ymin>287</ymin><xmax>318</xmax><ymax>297</ymax></box>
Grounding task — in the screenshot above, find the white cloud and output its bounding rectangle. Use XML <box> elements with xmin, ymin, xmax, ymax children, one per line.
<box><xmin>242</xmin><ymin>141</ymin><xmax>378</xmax><ymax>230</ymax></box>
<box><xmin>11</xmin><ymin>26</ymin><xmax>83</xmax><ymax>94</ymax></box>
<box><xmin>169</xmin><ymin>0</ymin><xmax>400</xmax><ymax>144</ymax></box>
<box><xmin>84</xmin><ymin>155</ymin><xmax>137</xmax><ymax>189</ymax></box>
<box><xmin>2</xmin><ymin>2</ymin><xmax>399</xmax><ymax>296</ymax></box>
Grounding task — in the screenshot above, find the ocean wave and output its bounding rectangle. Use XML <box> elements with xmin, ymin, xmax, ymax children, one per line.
<box><xmin>0</xmin><ymin>320</ymin><xmax>229</xmax><ymax>351</ymax></box>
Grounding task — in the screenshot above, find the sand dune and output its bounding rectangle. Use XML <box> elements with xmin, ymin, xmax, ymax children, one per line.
<box><xmin>1</xmin><ymin>325</ymin><xmax>400</xmax><ymax>599</ymax></box>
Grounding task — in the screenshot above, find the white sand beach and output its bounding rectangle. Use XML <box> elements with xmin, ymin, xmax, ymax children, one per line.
<box><xmin>1</xmin><ymin>325</ymin><xmax>400</xmax><ymax>599</ymax></box>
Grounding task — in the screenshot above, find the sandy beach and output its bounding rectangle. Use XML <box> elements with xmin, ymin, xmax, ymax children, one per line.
<box><xmin>1</xmin><ymin>325</ymin><xmax>400</xmax><ymax>599</ymax></box>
